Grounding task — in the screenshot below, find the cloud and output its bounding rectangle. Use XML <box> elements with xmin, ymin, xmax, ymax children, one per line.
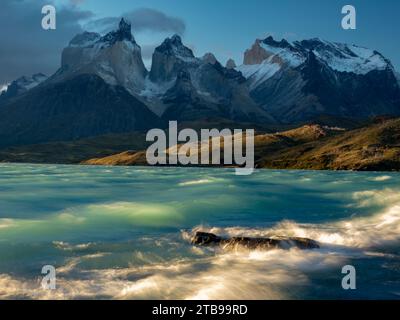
<box><xmin>69</xmin><ymin>0</ymin><xmax>85</xmax><ymax>5</ymax></box>
<box><xmin>0</xmin><ymin>0</ymin><xmax>93</xmax><ymax>84</ymax></box>
<box><xmin>85</xmin><ymin>8</ymin><xmax>186</xmax><ymax>35</ymax></box>
<box><xmin>141</xmin><ymin>44</ymin><xmax>158</xmax><ymax>61</ymax></box>
<box><xmin>0</xmin><ymin>3</ymin><xmax>186</xmax><ymax>83</ymax></box>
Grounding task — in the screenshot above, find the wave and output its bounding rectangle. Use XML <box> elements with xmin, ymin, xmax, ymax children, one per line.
<box><xmin>178</xmin><ymin>177</ymin><xmax>225</xmax><ymax>186</ymax></box>
<box><xmin>0</xmin><ymin>246</ymin><xmax>346</xmax><ymax>300</ymax></box>
<box><xmin>1</xmin><ymin>188</ymin><xmax>399</xmax><ymax>300</ymax></box>
<box><xmin>186</xmin><ymin>188</ymin><xmax>400</xmax><ymax>249</ymax></box>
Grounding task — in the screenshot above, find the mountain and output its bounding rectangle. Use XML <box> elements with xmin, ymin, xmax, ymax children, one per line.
<box><xmin>0</xmin><ymin>73</ymin><xmax>47</xmax><ymax>105</ymax></box>
<box><xmin>0</xmin><ymin>74</ymin><xmax>162</xmax><ymax>147</ymax></box>
<box><xmin>1</xmin><ymin>20</ymin><xmax>400</xmax><ymax>151</ymax></box>
<box><xmin>225</xmin><ymin>59</ymin><xmax>237</xmax><ymax>69</ymax></box>
<box><xmin>238</xmin><ymin>36</ymin><xmax>400</xmax><ymax>123</ymax></box>
<box><xmin>141</xmin><ymin>35</ymin><xmax>276</xmax><ymax>123</ymax></box>
<box><xmin>57</xmin><ymin>18</ymin><xmax>147</xmax><ymax>94</ymax></box>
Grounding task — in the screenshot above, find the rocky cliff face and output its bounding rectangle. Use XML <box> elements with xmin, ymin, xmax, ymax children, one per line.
<box><xmin>149</xmin><ymin>35</ymin><xmax>198</xmax><ymax>83</ymax></box>
<box><xmin>144</xmin><ymin>34</ymin><xmax>275</xmax><ymax>123</ymax></box>
<box><xmin>1</xmin><ymin>24</ymin><xmax>400</xmax><ymax>149</ymax></box>
<box><xmin>60</xmin><ymin>18</ymin><xmax>147</xmax><ymax>94</ymax></box>
<box><xmin>0</xmin><ymin>74</ymin><xmax>162</xmax><ymax>147</ymax></box>
<box><xmin>238</xmin><ymin>36</ymin><xmax>400</xmax><ymax>123</ymax></box>
<box><xmin>0</xmin><ymin>73</ymin><xmax>47</xmax><ymax>105</ymax></box>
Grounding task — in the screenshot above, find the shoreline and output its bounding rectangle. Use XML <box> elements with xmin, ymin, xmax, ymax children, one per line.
<box><xmin>1</xmin><ymin>161</ymin><xmax>400</xmax><ymax>174</ymax></box>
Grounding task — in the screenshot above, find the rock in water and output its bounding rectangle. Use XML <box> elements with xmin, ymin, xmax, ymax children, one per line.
<box><xmin>191</xmin><ymin>232</ymin><xmax>320</xmax><ymax>250</ymax></box>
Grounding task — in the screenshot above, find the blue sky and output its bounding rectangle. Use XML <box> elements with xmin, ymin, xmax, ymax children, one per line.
<box><xmin>70</xmin><ymin>0</ymin><xmax>400</xmax><ymax>69</ymax></box>
<box><xmin>1</xmin><ymin>0</ymin><xmax>399</xmax><ymax>84</ymax></box>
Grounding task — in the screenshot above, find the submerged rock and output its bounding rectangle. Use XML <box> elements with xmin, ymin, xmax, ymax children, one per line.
<box><xmin>191</xmin><ymin>232</ymin><xmax>320</xmax><ymax>250</ymax></box>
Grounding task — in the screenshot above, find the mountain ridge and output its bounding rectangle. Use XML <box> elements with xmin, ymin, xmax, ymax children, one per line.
<box><xmin>0</xmin><ymin>19</ymin><xmax>399</xmax><ymax>149</ymax></box>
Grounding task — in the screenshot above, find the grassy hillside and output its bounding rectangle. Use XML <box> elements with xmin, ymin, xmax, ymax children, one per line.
<box><xmin>1</xmin><ymin>118</ymin><xmax>399</xmax><ymax>171</ymax></box>
<box><xmin>82</xmin><ymin>118</ymin><xmax>400</xmax><ymax>171</ymax></box>
<box><xmin>259</xmin><ymin>118</ymin><xmax>400</xmax><ymax>171</ymax></box>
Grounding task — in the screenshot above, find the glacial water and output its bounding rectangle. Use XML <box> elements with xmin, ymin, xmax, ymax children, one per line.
<box><xmin>0</xmin><ymin>163</ymin><xmax>399</xmax><ymax>299</ymax></box>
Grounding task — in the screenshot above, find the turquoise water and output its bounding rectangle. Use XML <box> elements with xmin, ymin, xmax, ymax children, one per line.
<box><xmin>0</xmin><ymin>164</ymin><xmax>399</xmax><ymax>299</ymax></box>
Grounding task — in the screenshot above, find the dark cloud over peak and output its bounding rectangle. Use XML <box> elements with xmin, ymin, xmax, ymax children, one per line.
<box><xmin>84</xmin><ymin>8</ymin><xmax>186</xmax><ymax>36</ymax></box>
<box><xmin>0</xmin><ymin>2</ymin><xmax>186</xmax><ymax>84</ymax></box>
<box><xmin>0</xmin><ymin>0</ymin><xmax>93</xmax><ymax>84</ymax></box>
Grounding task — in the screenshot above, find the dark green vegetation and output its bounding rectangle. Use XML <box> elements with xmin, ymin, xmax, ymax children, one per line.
<box><xmin>0</xmin><ymin>132</ymin><xmax>149</xmax><ymax>164</ymax></box>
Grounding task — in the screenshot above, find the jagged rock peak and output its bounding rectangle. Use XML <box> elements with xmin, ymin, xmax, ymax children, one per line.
<box><xmin>202</xmin><ymin>53</ymin><xmax>218</xmax><ymax>65</ymax></box>
<box><xmin>170</xmin><ymin>34</ymin><xmax>183</xmax><ymax>44</ymax></box>
<box><xmin>118</xmin><ymin>18</ymin><xmax>131</xmax><ymax>36</ymax></box>
<box><xmin>156</xmin><ymin>34</ymin><xmax>195</xmax><ymax>59</ymax></box>
<box><xmin>243</xmin><ymin>39</ymin><xmax>271</xmax><ymax>65</ymax></box>
<box><xmin>226</xmin><ymin>59</ymin><xmax>237</xmax><ymax>69</ymax></box>
<box><xmin>262</xmin><ymin>36</ymin><xmax>292</xmax><ymax>49</ymax></box>
<box><xmin>99</xmin><ymin>18</ymin><xmax>136</xmax><ymax>46</ymax></box>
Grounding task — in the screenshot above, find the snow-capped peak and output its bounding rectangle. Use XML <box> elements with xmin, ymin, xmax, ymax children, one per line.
<box><xmin>68</xmin><ymin>31</ymin><xmax>101</xmax><ymax>48</ymax></box>
<box><xmin>66</xmin><ymin>18</ymin><xmax>138</xmax><ymax>51</ymax></box>
<box><xmin>98</xmin><ymin>18</ymin><xmax>137</xmax><ymax>47</ymax></box>
<box><xmin>60</xmin><ymin>18</ymin><xmax>147</xmax><ymax>94</ymax></box>
<box><xmin>238</xmin><ymin>36</ymin><xmax>393</xmax><ymax>88</ymax></box>
<box><xmin>259</xmin><ymin>37</ymin><xmax>306</xmax><ymax>68</ymax></box>
<box><xmin>294</xmin><ymin>38</ymin><xmax>391</xmax><ymax>74</ymax></box>
<box><xmin>155</xmin><ymin>35</ymin><xmax>196</xmax><ymax>62</ymax></box>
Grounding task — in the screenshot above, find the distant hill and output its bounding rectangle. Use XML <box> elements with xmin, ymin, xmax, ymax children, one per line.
<box><xmin>258</xmin><ymin>118</ymin><xmax>400</xmax><ymax>171</ymax></box>
<box><xmin>0</xmin><ymin>132</ymin><xmax>149</xmax><ymax>164</ymax></box>
<box><xmin>81</xmin><ymin>118</ymin><xmax>400</xmax><ymax>171</ymax></box>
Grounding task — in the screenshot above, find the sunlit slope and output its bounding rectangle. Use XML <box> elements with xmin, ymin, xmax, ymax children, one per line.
<box><xmin>83</xmin><ymin>118</ymin><xmax>400</xmax><ymax>171</ymax></box>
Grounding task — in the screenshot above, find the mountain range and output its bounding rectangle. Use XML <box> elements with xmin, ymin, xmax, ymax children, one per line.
<box><xmin>0</xmin><ymin>18</ymin><xmax>399</xmax><ymax>148</ymax></box>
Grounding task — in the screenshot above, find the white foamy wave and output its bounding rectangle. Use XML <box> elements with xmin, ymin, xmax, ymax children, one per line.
<box><xmin>190</xmin><ymin>188</ymin><xmax>400</xmax><ymax>248</ymax></box>
<box><xmin>178</xmin><ymin>177</ymin><xmax>224</xmax><ymax>186</ymax></box>
<box><xmin>53</xmin><ymin>241</ymin><xmax>95</xmax><ymax>251</ymax></box>
<box><xmin>0</xmin><ymin>219</ymin><xmax>14</xmax><ymax>229</ymax></box>
<box><xmin>370</xmin><ymin>175</ymin><xmax>392</xmax><ymax>182</ymax></box>
<box><xmin>0</xmin><ymin>247</ymin><xmax>344</xmax><ymax>300</ymax></box>
<box><xmin>1</xmin><ymin>188</ymin><xmax>399</xmax><ymax>300</ymax></box>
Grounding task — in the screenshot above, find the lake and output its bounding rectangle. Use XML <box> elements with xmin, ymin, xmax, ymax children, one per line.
<box><xmin>0</xmin><ymin>164</ymin><xmax>399</xmax><ymax>299</ymax></box>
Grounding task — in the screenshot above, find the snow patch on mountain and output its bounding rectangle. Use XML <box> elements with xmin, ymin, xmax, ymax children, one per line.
<box><xmin>140</xmin><ymin>76</ymin><xmax>175</xmax><ymax>99</ymax></box>
<box><xmin>60</xmin><ymin>19</ymin><xmax>147</xmax><ymax>94</ymax></box>
<box><xmin>260</xmin><ymin>42</ymin><xmax>305</xmax><ymax>68</ymax></box>
<box><xmin>237</xmin><ymin>58</ymin><xmax>281</xmax><ymax>88</ymax></box>
<box><xmin>0</xmin><ymin>84</ymin><xmax>9</xmax><ymax>93</ymax></box>
<box><xmin>310</xmin><ymin>41</ymin><xmax>389</xmax><ymax>75</ymax></box>
<box><xmin>68</xmin><ymin>32</ymin><xmax>101</xmax><ymax>48</ymax></box>
<box><xmin>8</xmin><ymin>74</ymin><xmax>47</xmax><ymax>92</ymax></box>
<box><xmin>239</xmin><ymin>36</ymin><xmax>392</xmax><ymax>87</ymax></box>
<box><xmin>17</xmin><ymin>74</ymin><xmax>48</xmax><ymax>91</ymax></box>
